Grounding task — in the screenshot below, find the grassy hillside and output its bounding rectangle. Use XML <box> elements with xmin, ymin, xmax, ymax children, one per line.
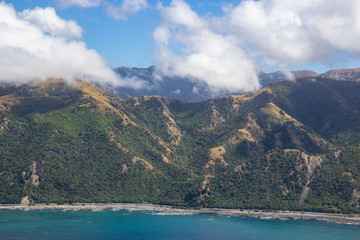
<box><xmin>1</xmin><ymin>78</ymin><xmax>360</xmax><ymax>213</ymax></box>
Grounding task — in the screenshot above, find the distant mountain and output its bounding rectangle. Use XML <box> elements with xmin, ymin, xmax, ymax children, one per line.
<box><xmin>1</xmin><ymin>77</ymin><xmax>360</xmax><ymax>213</ymax></box>
<box><xmin>258</xmin><ymin>70</ymin><xmax>318</xmax><ymax>86</ymax></box>
<box><xmin>113</xmin><ymin>66</ymin><xmax>213</xmax><ymax>102</ymax></box>
<box><xmin>319</xmin><ymin>68</ymin><xmax>360</xmax><ymax>81</ymax></box>
<box><xmin>112</xmin><ymin>66</ymin><xmax>318</xmax><ymax>102</ymax></box>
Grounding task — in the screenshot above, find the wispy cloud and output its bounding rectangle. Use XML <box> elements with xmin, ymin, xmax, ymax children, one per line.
<box><xmin>53</xmin><ymin>0</ymin><xmax>101</xmax><ymax>8</ymax></box>
<box><xmin>53</xmin><ymin>0</ymin><xmax>149</xmax><ymax>21</ymax></box>
<box><xmin>106</xmin><ymin>0</ymin><xmax>149</xmax><ymax>21</ymax></box>
<box><xmin>0</xmin><ymin>2</ymin><xmax>144</xmax><ymax>88</ymax></box>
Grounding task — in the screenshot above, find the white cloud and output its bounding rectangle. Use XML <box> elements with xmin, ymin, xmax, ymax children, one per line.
<box><xmin>172</xmin><ymin>89</ymin><xmax>181</xmax><ymax>94</ymax></box>
<box><xmin>227</xmin><ymin>0</ymin><xmax>315</xmax><ymax>64</ymax></box>
<box><xmin>20</xmin><ymin>7</ymin><xmax>82</xmax><ymax>40</ymax></box>
<box><xmin>153</xmin><ymin>26</ymin><xmax>170</xmax><ymax>44</ymax></box>
<box><xmin>53</xmin><ymin>0</ymin><xmax>101</xmax><ymax>8</ymax></box>
<box><xmin>157</xmin><ymin>0</ymin><xmax>205</xmax><ymax>29</ymax></box>
<box><xmin>53</xmin><ymin>0</ymin><xmax>149</xmax><ymax>21</ymax></box>
<box><xmin>153</xmin><ymin>0</ymin><xmax>260</xmax><ymax>93</ymax></box>
<box><xmin>227</xmin><ymin>0</ymin><xmax>360</xmax><ymax>65</ymax></box>
<box><xmin>153</xmin><ymin>0</ymin><xmax>360</xmax><ymax>91</ymax></box>
<box><xmin>307</xmin><ymin>0</ymin><xmax>360</xmax><ymax>53</ymax></box>
<box><xmin>0</xmin><ymin>2</ymin><xmax>140</xmax><ymax>87</ymax></box>
<box><xmin>106</xmin><ymin>0</ymin><xmax>148</xmax><ymax>21</ymax></box>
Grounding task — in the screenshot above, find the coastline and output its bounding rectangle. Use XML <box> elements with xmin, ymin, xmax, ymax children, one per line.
<box><xmin>1</xmin><ymin>203</ymin><xmax>360</xmax><ymax>225</ymax></box>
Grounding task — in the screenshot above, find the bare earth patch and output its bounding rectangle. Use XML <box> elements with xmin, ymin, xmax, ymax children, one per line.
<box><xmin>107</xmin><ymin>131</ymin><xmax>129</xmax><ymax>153</ymax></box>
<box><xmin>205</xmin><ymin>146</ymin><xmax>229</xmax><ymax>168</ymax></box>
<box><xmin>162</xmin><ymin>155</ymin><xmax>172</xmax><ymax>164</ymax></box>
<box><xmin>299</xmin><ymin>152</ymin><xmax>324</xmax><ymax>203</ymax></box>
<box><xmin>20</xmin><ymin>196</ymin><xmax>31</xmax><ymax>205</ymax></box>
<box><xmin>350</xmin><ymin>189</ymin><xmax>360</xmax><ymax>208</ymax></box>
<box><xmin>121</xmin><ymin>164</ymin><xmax>128</xmax><ymax>174</ymax></box>
<box><xmin>132</xmin><ymin>156</ymin><xmax>154</xmax><ymax>171</ymax></box>
<box><xmin>30</xmin><ymin>161</ymin><xmax>40</xmax><ymax>187</ymax></box>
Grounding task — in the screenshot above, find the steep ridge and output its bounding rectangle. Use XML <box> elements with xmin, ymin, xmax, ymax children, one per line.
<box><xmin>0</xmin><ymin>78</ymin><xmax>360</xmax><ymax>213</ymax></box>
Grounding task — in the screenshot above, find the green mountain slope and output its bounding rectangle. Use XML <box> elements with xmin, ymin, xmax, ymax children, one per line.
<box><xmin>1</xmin><ymin>78</ymin><xmax>360</xmax><ymax>213</ymax></box>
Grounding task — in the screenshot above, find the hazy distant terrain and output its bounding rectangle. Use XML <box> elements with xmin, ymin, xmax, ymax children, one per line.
<box><xmin>112</xmin><ymin>67</ymin><xmax>360</xmax><ymax>102</ymax></box>
<box><xmin>113</xmin><ymin>66</ymin><xmax>319</xmax><ymax>102</ymax></box>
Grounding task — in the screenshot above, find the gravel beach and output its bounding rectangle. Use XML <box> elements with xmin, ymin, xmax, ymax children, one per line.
<box><xmin>1</xmin><ymin>203</ymin><xmax>360</xmax><ymax>225</ymax></box>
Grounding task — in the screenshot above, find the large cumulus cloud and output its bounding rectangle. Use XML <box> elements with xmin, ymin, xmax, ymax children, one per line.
<box><xmin>153</xmin><ymin>0</ymin><xmax>260</xmax><ymax>93</ymax></box>
<box><xmin>0</xmin><ymin>2</ymin><xmax>145</xmax><ymax>88</ymax></box>
<box><xmin>153</xmin><ymin>0</ymin><xmax>360</xmax><ymax>92</ymax></box>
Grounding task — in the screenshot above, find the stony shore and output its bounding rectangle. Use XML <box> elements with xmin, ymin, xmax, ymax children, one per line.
<box><xmin>1</xmin><ymin>203</ymin><xmax>360</xmax><ymax>225</ymax></box>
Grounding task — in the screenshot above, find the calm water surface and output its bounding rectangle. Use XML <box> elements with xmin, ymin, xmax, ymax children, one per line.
<box><xmin>0</xmin><ymin>210</ymin><xmax>359</xmax><ymax>239</ymax></box>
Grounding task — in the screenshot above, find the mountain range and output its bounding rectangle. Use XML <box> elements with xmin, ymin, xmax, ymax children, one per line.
<box><xmin>112</xmin><ymin>66</ymin><xmax>360</xmax><ymax>102</ymax></box>
<box><xmin>1</xmin><ymin>75</ymin><xmax>360</xmax><ymax>213</ymax></box>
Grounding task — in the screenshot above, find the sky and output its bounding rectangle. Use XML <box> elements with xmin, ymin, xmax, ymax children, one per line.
<box><xmin>2</xmin><ymin>0</ymin><xmax>360</xmax><ymax>92</ymax></box>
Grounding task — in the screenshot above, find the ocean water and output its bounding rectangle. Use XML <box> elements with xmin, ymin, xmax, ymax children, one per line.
<box><xmin>0</xmin><ymin>210</ymin><xmax>359</xmax><ymax>240</ymax></box>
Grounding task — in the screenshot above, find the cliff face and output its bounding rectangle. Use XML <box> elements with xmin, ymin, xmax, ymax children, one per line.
<box><xmin>1</xmin><ymin>77</ymin><xmax>360</xmax><ymax>213</ymax></box>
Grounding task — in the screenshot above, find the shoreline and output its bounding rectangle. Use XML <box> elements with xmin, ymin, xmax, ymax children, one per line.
<box><xmin>1</xmin><ymin>203</ymin><xmax>360</xmax><ymax>225</ymax></box>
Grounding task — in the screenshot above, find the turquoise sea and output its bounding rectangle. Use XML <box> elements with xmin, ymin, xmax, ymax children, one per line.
<box><xmin>0</xmin><ymin>210</ymin><xmax>359</xmax><ymax>239</ymax></box>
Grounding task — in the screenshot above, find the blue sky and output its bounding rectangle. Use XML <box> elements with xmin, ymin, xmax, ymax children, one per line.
<box><xmin>2</xmin><ymin>0</ymin><xmax>360</xmax><ymax>92</ymax></box>
<box><xmin>11</xmin><ymin>0</ymin><xmax>238</xmax><ymax>69</ymax></box>
<box><xmin>12</xmin><ymin>0</ymin><xmax>159</xmax><ymax>68</ymax></box>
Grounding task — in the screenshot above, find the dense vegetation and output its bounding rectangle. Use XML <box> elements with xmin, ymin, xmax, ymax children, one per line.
<box><xmin>1</xmin><ymin>77</ymin><xmax>360</xmax><ymax>213</ymax></box>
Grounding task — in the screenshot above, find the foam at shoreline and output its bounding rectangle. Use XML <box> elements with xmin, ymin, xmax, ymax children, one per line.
<box><xmin>0</xmin><ymin>203</ymin><xmax>359</xmax><ymax>225</ymax></box>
